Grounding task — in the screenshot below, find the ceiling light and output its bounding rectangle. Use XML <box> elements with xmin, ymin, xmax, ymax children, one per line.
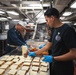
<box><xmin>7</xmin><ymin>11</ymin><xmax>19</xmax><ymax>15</ymax></box>
<box><xmin>60</xmin><ymin>17</ymin><xmax>65</xmax><ymax>20</ymax></box>
<box><xmin>74</xmin><ymin>23</ymin><xmax>76</xmax><ymax>25</ymax></box>
<box><xmin>0</xmin><ymin>17</ymin><xmax>8</xmax><ymax>21</ymax></box>
<box><xmin>62</xmin><ymin>21</ymin><xmax>71</xmax><ymax>24</ymax></box>
<box><xmin>29</xmin><ymin>4</ymin><xmax>50</xmax><ymax>7</ymax></box>
<box><xmin>0</xmin><ymin>11</ymin><xmax>5</xmax><ymax>14</ymax></box>
<box><xmin>40</xmin><ymin>0</ymin><xmax>43</xmax><ymax>1</ymax></box>
<box><xmin>12</xmin><ymin>19</ymin><xmax>20</xmax><ymax>21</ymax></box>
<box><xmin>29</xmin><ymin>4</ymin><xmax>42</xmax><ymax>7</ymax></box>
<box><xmin>70</xmin><ymin>1</ymin><xmax>76</xmax><ymax>8</ymax></box>
<box><xmin>11</xmin><ymin>4</ymin><xmax>17</xmax><ymax>7</ymax></box>
<box><xmin>63</xmin><ymin>12</ymin><xmax>72</xmax><ymax>16</ymax></box>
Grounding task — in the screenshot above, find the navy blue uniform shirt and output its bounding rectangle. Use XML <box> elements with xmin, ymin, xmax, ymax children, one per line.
<box><xmin>5</xmin><ymin>26</ymin><xmax>26</xmax><ymax>54</ymax></box>
<box><xmin>7</xmin><ymin>26</ymin><xmax>26</xmax><ymax>46</ymax></box>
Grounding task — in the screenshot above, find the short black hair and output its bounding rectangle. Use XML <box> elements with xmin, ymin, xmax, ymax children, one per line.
<box><xmin>44</xmin><ymin>8</ymin><xmax>60</xmax><ymax>18</ymax></box>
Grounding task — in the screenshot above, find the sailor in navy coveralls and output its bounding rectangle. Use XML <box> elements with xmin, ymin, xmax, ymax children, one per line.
<box><xmin>5</xmin><ymin>21</ymin><xmax>27</xmax><ymax>54</ymax></box>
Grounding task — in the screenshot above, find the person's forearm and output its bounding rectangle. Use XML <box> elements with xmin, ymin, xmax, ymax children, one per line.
<box><xmin>54</xmin><ymin>48</ymin><xmax>76</xmax><ymax>61</ymax></box>
<box><xmin>35</xmin><ymin>46</ymin><xmax>50</xmax><ymax>55</ymax></box>
<box><xmin>35</xmin><ymin>42</ymin><xmax>52</xmax><ymax>55</ymax></box>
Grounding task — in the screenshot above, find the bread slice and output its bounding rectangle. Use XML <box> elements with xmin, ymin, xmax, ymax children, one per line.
<box><xmin>9</xmin><ymin>64</ymin><xmax>19</xmax><ymax>69</ymax></box>
<box><xmin>32</xmin><ymin>62</ymin><xmax>40</xmax><ymax>66</ymax></box>
<box><xmin>29</xmin><ymin>70</ymin><xmax>38</xmax><ymax>75</ymax></box>
<box><xmin>23</xmin><ymin>62</ymin><xmax>31</xmax><ymax>66</ymax></box>
<box><xmin>21</xmin><ymin>66</ymin><xmax>29</xmax><ymax>71</ymax></box>
<box><xmin>5</xmin><ymin>61</ymin><xmax>13</xmax><ymax>66</ymax></box>
<box><xmin>0</xmin><ymin>61</ymin><xmax>5</xmax><ymax>66</ymax></box>
<box><xmin>33</xmin><ymin>59</ymin><xmax>40</xmax><ymax>62</ymax></box>
<box><xmin>7</xmin><ymin>69</ymin><xmax>17</xmax><ymax>75</ymax></box>
<box><xmin>14</xmin><ymin>61</ymin><xmax>23</xmax><ymax>66</ymax></box>
<box><xmin>16</xmin><ymin>70</ymin><xmax>26</xmax><ymax>75</ymax></box>
<box><xmin>41</xmin><ymin>62</ymin><xmax>48</xmax><ymax>67</ymax></box>
<box><xmin>32</xmin><ymin>66</ymin><xmax>39</xmax><ymax>71</ymax></box>
<box><xmin>12</xmin><ymin>59</ymin><xmax>19</xmax><ymax>62</ymax></box>
<box><xmin>24</xmin><ymin>59</ymin><xmax>32</xmax><ymax>62</ymax></box>
<box><xmin>0</xmin><ymin>69</ymin><xmax>5</xmax><ymax>75</ymax></box>
<box><xmin>6</xmin><ymin>57</ymin><xmax>14</xmax><ymax>61</ymax></box>
<box><xmin>40</xmin><ymin>71</ymin><xmax>48</xmax><ymax>75</ymax></box>
<box><xmin>0</xmin><ymin>64</ymin><xmax>9</xmax><ymax>70</ymax></box>
<box><xmin>40</xmin><ymin>66</ymin><xmax>48</xmax><ymax>72</ymax></box>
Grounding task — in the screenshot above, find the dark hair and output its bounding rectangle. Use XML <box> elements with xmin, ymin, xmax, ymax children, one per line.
<box><xmin>44</xmin><ymin>8</ymin><xmax>60</xmax><ymax>18</ymax></box>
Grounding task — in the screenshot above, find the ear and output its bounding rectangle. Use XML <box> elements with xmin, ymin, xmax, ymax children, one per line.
<box><xmin>50</xmin><ymin>16</ymin><xmax>55</xmax><ymax>21</ymax></box>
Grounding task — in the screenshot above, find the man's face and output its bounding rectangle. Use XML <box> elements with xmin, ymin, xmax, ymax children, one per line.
<box><xmin>45</xmin><ymin>16</ymin><xmax>55</xmax><ymax>28</ymax></box>
<box><xmin>17</xmin><ymin>24</ymin><xmax>26</xmax><ymax>32</ymax></box>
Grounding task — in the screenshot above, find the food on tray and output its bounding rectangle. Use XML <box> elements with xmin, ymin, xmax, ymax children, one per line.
<box><xmin>0</xmin><ymin>68</ymin><xmax>5</xmax><ymax>75</ymax></box>
<box><xmin>23</xmin><ymin>62</ymin><xmax>31</xmax><ymax>66</ymax></box>
<box><xmin>16</xmin><ymin>70</ymin><xmax>26</xmax><ymax>75</ymax></box>
<box><xmin>9</xmin><ymin>64</ymin><xmax>19</xmax><ymax>69</ymax></box>
<box><xmin>32</xmin><ymin>66</ymin><xmax>39</xmax><ymax>71</ymax></box>
<box><xmin>32</xmin><ymin>62</ymin><xmax>40</xmax><ymax>66</ymax></box>
<box><xmin>41</xmin><ymin>62</ymin><xmax>48</xmax><ymax>67</ymax></box>
<box><xmin>7</xmin><ymin>69</ymin><xmax>17</xmax><ymax>75</ymax></box>
<box><xmin>0</xmin><ymin>64</ymin><xmax>9</xmax><ymax>70</ymax></box>
<box><xmin>21</xmin><ymin>66</ymin><xmax>30</xmax><ymax>71</ymax></box>
<box><xmin>29</xmin><ymin>70</ymin><xmax>38</xmax><ymax>75</ymax></box>
<box><xmin>40</xmin><ymin>66</ymin><xmax>48</xmax><ymax>72</ymax></box>
<box><xmin>0</xmin><ymin>61</ymin><xmax>5</xmax><ymax>66</ymax></box>
<box><xmin>40</xmin><ymin>71</ymin><xmax>48</xmax><ymax>75</ymax></box>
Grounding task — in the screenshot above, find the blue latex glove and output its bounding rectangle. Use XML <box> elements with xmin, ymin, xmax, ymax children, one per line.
<box><xmin>43</xmin><ymin>55</ymin><xmax>53</xmax><ymax>63</ymax></box>
<box><xmin>39</xmin><ymin>44</ymin><xmax>46</xmax><ymax>49</ymax></box>
<box><xmin>28</xmin><ymin>52</ymin><xmax>36</xmax><ymax>57</ymax></box>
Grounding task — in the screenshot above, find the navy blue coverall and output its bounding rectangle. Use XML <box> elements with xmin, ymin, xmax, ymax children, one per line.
<box><xmin>5</xmin><ymin>26</ymin><xmax>26</xmax><ymax>54</ymax></box>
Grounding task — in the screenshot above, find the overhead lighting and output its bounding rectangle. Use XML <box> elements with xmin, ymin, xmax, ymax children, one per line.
<box><xmin>74</xmin><ymin>23</ymin><xmax>76</xmax><ymax>25</ymax></box>
<box><xmin>40</xmin><ymin>0</ymin><xmax>43</xmax><ymax>1</ymax></box>
<box><xmin>0</xmin><ymin>17</ymin><xmax>8</xmax><ymax>21</ymax></box>
<box><xmin>62</xmin><ymin>21</ymin><xmax>71</xmax><ymax>24</ymax></box>
<box><xmin>29</xmin><ymin>4</ymin><xmax>42</xmax><ymax>7</ymax></box>
<box><xmin>60</xmin><ymin>17</ymin><xmax>65</xmax><ymax>20</ymax></box>
<box><xmin>12</xmin><ymin>19</ymin><xmax>20</xmax><ymax>21</ymax></box>
<box><xmin>11</xmin><ymin>4</ymin><xmax>17</xmax><ymax>7</ymax></box>
<box><xmin>7</xmin><ymin>11</ymin><xmax>19</xmax><ymax>15</ymax></box>
<box><xmin>70</xmin><ymin>1</ymin><xmax>76</xmax><ymax>8</ymax></box>
<box><xmin>63</xmin><ymin>12</ymin><xmax>72</xmax><ymax>16</ymax></box>
<box><xmin>29</xmin><ymin>4</ymin><xmax>50</xmax><ymax>7</ymax></box>
<box><xmin>0</xmin><ymin>11</ymin><xmax>5</xmax><ymax>14</ymax></box>
<box><xmin>7</xmin><ymin>17</ymin><xmax>12</xmax><ymax>19</ymax></box>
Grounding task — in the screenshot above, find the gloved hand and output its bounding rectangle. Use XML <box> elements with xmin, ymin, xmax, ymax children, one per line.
<box><xmin>28</xmin><ymin>52</ymin><xmax>36</xmax><ymax>57</ymax></box>
<box><xmin>43</xmin><ymin>55</ymin><xmax>53</xmax><ymax>63</ymax></box>
<box><xmin>39</xmin><ymin>44</ymin><xmax>46</xmax><ymax>49</ymax></box>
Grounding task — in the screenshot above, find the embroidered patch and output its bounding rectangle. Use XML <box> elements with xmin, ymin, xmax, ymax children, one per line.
<box><xmin>55</xmin><ymin>32</ymin><xmax>61</xmax><ymax>41</ymax></box>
